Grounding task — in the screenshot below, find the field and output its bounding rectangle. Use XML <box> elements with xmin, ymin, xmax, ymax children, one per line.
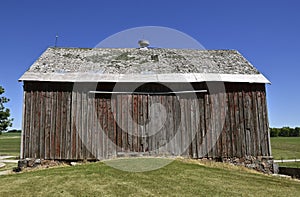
<box><xmin>0</xmin><ymin>158</ymin><xmax>299</xmax><ymax>196</ymax></box>
<box><xmin>277</xmin><ymin>162</ymin><xmax>300</xmax><ymax>168</ymax></box>
<box><xmin>271</xmin><ymin>137</ymin><xmax>300</xmax><ymax>159</ymax></box>
<box><xmin>0</xmin><ymin>132</ymin><xmax>21</xmax><ymax>157</ymax></box>
<box><xmin>271</xmin><ymin>137</ymin><xmax>300</xmax><ymax>168</ymax></box>
<box><xmin>0</xmin><ymin>133</ymin><xmax>300</xmax><ymax>196</ymax></box>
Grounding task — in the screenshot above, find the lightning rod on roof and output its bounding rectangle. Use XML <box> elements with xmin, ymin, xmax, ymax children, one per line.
<box><xmin>54</xmin><ymin>34</ymin><xmax>59</xmax><ymax>47</ymax></box>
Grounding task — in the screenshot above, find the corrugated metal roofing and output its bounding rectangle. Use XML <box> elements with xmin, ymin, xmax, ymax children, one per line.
<box><xmin>19</xmin><ymin>47</ymin><xmax>270</xmax><ymax>83</ymax></box>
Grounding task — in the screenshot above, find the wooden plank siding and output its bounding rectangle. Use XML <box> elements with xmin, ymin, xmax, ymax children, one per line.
<box><xmin>22</xmin><ymin>82</ymin><xmax>271</xmax><ymax>160</ymax></box>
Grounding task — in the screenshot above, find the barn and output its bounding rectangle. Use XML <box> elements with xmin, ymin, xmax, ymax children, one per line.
<box><xmin>19</xmin><ymin>46</ymin><xmax>272</xmax><ymax>164</ymax></box>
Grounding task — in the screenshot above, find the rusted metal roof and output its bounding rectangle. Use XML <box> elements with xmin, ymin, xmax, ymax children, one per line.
<box><xmin>19</xmin><ymin>47</ymin><xmax>270</xmax><ymax>83</ymax></box>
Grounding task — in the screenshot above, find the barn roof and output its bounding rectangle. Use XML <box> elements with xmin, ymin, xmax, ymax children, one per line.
<box><xmin>19</xmin><ymin>47</ymin><xmax>270</xmax><ymax>83</ymax></box>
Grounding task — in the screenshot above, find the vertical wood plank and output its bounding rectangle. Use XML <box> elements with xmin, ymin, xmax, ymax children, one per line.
<box><xmin>167</xmin><ymin>95</ymin><xmax>174</xmax><ymax>155</ymax></box>
<box><xmin>39</xmin><ymin>91</ymin><xmax>45</xmax><ymax>159</ymax></box>
<box><xmin>121</xmin><ymin>95</ymin><xmax>128</xmax><ymax>152</ymax></box>
<box><xmin>238</xmin><ymin>90</ymin><xmax>245</xmax><ymax>157</ymax></box>
<box><xmin>127</xmin><ymin>95</ymin><xmax>133</xmax><ymax>152</ymax></box>
<box><xmin>159</xmin><ymin>95</ymin><xmax>166</xmax><ymax>154</ymax></box>
<box><xmin>153</xmin><ymin>95</ymin><xmax>160</xmax><ymax>154</ymax></box>
<box><xmin>50</xmin><ymin>91</ymin><xmax>56</xmax><ymax>159</ymax></box>
<box><xmin>71</xmin><ymin>91</ymin><xmax>77</xmax><ymax>159</ymax></box>
<box><xmin>185</xmin><ymin>96</ymin><xmax>191</xmax><ymax>157</ymax></box>
<box><xmin>205</xmin><ymin>94</ymin><xmax>212</xmax><ymax>158</ymax></box>
<box><xmin>212</xmin><ymin>94</ymin><xmax>217</xmax><ymax>158</ymax></box>
<box><xmin>212</xmin><ymin>93</ymin><xmax>219</xmax><ymax>158</ymax></box>
<box><xmin>257</xmin><ymin>90</ymin><xmax>265</xmax><ymax>156</ymax></box>
<box><xmin>29</xmin><ymin>90</ymin><xmax>33</xmax><ymax>158</ymax></box>
<box><xmin>231</xmin><ymin>89</ymin><xmax>236</xmax><ymax>159</ymax></box>
<box><xmin>137</xmin><ymin>94</ymin><xmax>143</xmax><ymax>152</ymax></box>
<box><xmin>179</xmin><ymin>97</ymin><xmax>186</xmax><ymax>156</ymax></box>
<box><xmin>36</xmin><ymin>91</ymin><xmax>41</xmax><ymax>158</ymax></box>
<box><xmin>107</xmin><ymin>95</ymin><xmax>113</xmax><ymax>157</ymax></box>
<box><xmin>55</xmin><ymin>91</ymin><xmax>62</xmax><ymax>159</ymax></box>
<box><xmin>149</xmin><ymin>95</ymin><xmax>156</xmax><ymax>154</ymax></box>
<box><xmin>251</xmin><ymin>86</ymin><xmax>259</xmax><ymax>156</ymax></box>
<box><xmin>145</xmin><ymin>94</ymin><xmax>149</xmax><ymax>153</ymax></box>
<box><xmin>61</xmin><ymin>91</ymin><xmax>66</xmax><ymax>159</ymax></box>
<box><xmin>44</xmin><ymin>91</ymin><xmax>51</xmax><ymax>159</ymax></box>
<box><xmin>174</xmin><ymin>95</ymin><xmax>181</xmax><ymax>156</ymax></box>
<box><xmin>76</xmin><ymin>91</ymin><xmax>82</xmax><ymax>159</ymax></box>
<box><xmin>107</xmin><ymin>95</ymin><xmax>115</xmax><ymax>157</ymax></box>
<box><xmin>102</xmin><ymin>96</ymin><xmax>108</xmax><ymax>158</ymax></box>
<box><xmin>225</xmin><ymin>90</ymin><xmax>232</xmax><ymax>158</ymax></box>
<box><xmin>233</xmin><ymin>90</ymin><xmax>240</xmax><ymax>157</ymax></box>
<box><xmin>112</xmin><ymin>95</ymin><xmax>117</xmax><ymax>156</ymax></box>
<box><xmin>93</xmin><ymin>95</ymin><xmax>99</xmax><ymax>159</ymax></box>
<box><xmin>88</xmin><ymin>92</ymin><xmax>93</xmax><ymax>159</ymax></box>
<box><xmin>23</xmin><ymin>91</ymin><xmax>29</xmax><ymax>158</ymax></box>
<box><xmin>261</xmin><ymin>90</ymin><xmax>270</xmax><ymax>156</ymax></box>
<box><xmin>191</xmin><ymin>98</ymin><xmax>197</xmax><ymax>158</ymax></box>
<box><xmin>116</xmin><ymin>95</ymin><xmax>122</xmax><ymax>152</ymax></box>
<box><xmin>220</xmin><ymin>91</ymin><xmax>227</xmax><ymax>158</ymax></box>
<box><xmin>243</xmin><ymin>87</ymin><xmax>253</xmax><ymax>156</ymax></box>
<box><xmin>147</xmin><ymin>95</ymin><xmax>152</xmax><ymax>153</ymax></box>
<box><xmin>198</xmin><ymin>93</ymin><xmax>205</xmax><ymax>158</ymax></box>
<box><xmin>32</xmin><ymin>90</ymin><xmax>37</xmax><ymax>158</ymax></box>
<box><xmin>132</xmin><ymin>95</ymin><xmax>138</xmax><ymax>152</ymax></box>
<box><xmin>97</xmin><ymin>95</ymin><xmax>104</xmax><ymax>159</ymax></box>
<box><xmin>82</xmin><ymin>92</ymin><xmax>88</xmax><ymax>159</ymax></box>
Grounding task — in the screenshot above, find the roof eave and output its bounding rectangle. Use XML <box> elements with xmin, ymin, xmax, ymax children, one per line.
<box><xmin>19</xmin><ymin>73</ymin><xmax>271</xmax><ymax>84</ymax></box>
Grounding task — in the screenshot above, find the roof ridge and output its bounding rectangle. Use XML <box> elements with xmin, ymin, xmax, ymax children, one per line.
<box><xmin>48</xmin><ymin>47</ymin><xmax>239</xmax><ymax>51</ymax></box>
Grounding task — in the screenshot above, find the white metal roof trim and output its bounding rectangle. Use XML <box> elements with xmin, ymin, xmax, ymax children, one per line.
<box><xmin>19</xmin><ymin>73</ymin><xmax>270</xmax><ymax>83</ymax></box>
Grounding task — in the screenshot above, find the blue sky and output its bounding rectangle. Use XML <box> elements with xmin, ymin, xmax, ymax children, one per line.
<box><xmin>0</xmin><ymin>0</ymin><xmax>299</xmax><ymax>129</ymax></box>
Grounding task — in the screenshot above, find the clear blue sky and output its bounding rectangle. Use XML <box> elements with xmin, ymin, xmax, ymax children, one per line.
<box><xmin>0</xmin><ymin>0</ymin><xmax>299</xmax><ymax>129</ymax></box>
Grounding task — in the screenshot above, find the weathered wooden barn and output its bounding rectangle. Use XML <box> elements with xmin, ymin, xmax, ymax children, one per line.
<box><xmin>19</xmin><ymin>47</ymin><xmax>271</xmax><ymax>161</ymax></box>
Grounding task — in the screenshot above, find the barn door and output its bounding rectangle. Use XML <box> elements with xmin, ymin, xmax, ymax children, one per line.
<box><xmin>90</xmin><ymin>93</ymin><xmax>183</xmax><ymax>159</ymax></box>
<box><xmin>114</xmin><ymin>94</ymin><xmax>150</xmax><ymax>154</ymax></box>
<box><xmin>113</xmin><ymin>94</ymin><xmax>180</xmax><ymax>156</ymax></box>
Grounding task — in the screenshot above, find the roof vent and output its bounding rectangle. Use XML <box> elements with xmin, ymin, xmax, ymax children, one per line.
<box><xmin>138</xmin><ymin>40</ymin><xmax>150</xmax><ymax>49</ymax></box>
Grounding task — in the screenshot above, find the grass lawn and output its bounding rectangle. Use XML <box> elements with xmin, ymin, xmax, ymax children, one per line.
<box><xmin>0</xmin><ymin>132</ymin><xmax>21</xmax><ymax>157</ymax></box>
<box><xmin>0</xmin><ymin>162</ymin><xmax>17</xmax><ymax>172</ymax></box>
<box><xmin>0</xmin><ymin>134</ymin><xmax>299</xmax><ymax>196</ymax></box>
<box><xmin>277</xmin><ymin>162</ymin><xmax>300</xmax><ymax>168</ymax></box>
<box><xmin>271</xmin><ymin>137</ymin><xmax>300</xmax><ymax>160</ymax></box>
<box><xmin>0</xmin><ymin>158</ymin><xmax>299</xmax><ymax>197</ymax></box>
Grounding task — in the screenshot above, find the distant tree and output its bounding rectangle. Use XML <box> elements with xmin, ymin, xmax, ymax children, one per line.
<box><xmin>279</xmin><ymin>127</ymin><xmax>290</xmax><ymax>137</ymax></box>
<box><xmin>270</xmin><ymin>128</ymin><xmax>280</xmax><ymax>137</ymax></box>
<box><xmin>0</xmin><ymin>85</ymin><xmax>13</xmax><ymax>134</ymax></box>
<box><xmin>291</xmin><ymin>127</ymin><xmax>300</xmax><ymax>137</ymax></box>
<box><xmin>7</xmin><ymin>129</ymin><xmax>21</xmax><ymax>133</ymax></box>
<box><xmin>270</xmin><ymin>127</ymin><xmax>300</xmax><ymax>137</ymax></box>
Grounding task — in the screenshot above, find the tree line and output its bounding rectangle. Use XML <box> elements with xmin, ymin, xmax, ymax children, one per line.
<box><xmin>270</xmin><ymin>127</ymin><xmax>300</xmax><ymax>137</ymax></box>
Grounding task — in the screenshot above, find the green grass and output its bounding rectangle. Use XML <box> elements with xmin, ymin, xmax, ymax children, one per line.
<box><xmin>277</xmin><ymin>162</ymin><xmax>300</xmax><ymax>168</ymax></box>
<box><xmin>0</xmin><ymin>158</ymin><xmax>299</xmax><ymax>197</ymax></box>
<box><xmin>0</xmin><ymin>133</ymin><xmax>299</xmax><ymax>196</ymax></box>
<box><xmin>0</xmin><ymin>132</ymin><xmax>20</xmax><ymax>172</ymax></box>
<box><xmin>271</xmin><ymin>137</ymin><xmax>300</xmax><ymax>159</ymax></box>
<box><xmin>0</xmin><ymin>162</ymin><xmax>17</xmax><ymax>172</ymax></box>
<box><xmin>0</xmin><ymin>132</ymin><xmax>21</xmax><ymax>157</ymax></box>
